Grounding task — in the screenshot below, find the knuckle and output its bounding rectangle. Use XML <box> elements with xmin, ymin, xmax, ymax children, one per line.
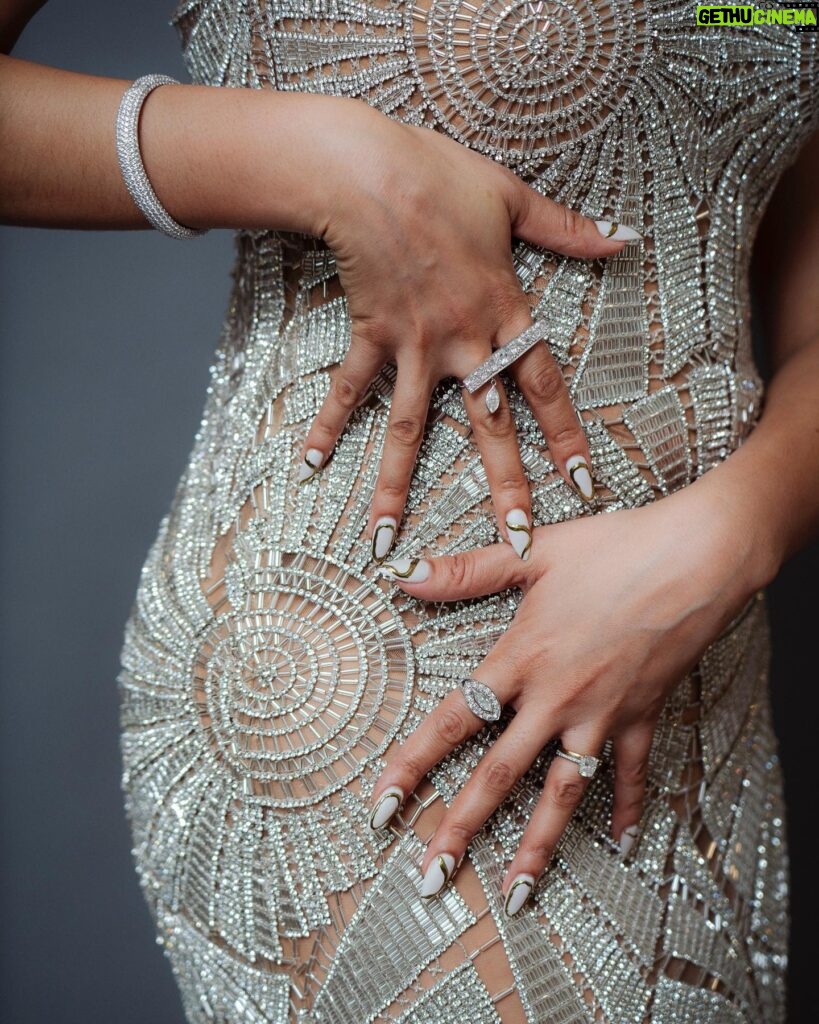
<box><xmin>551</xmin><ymin>778</ymin><xmax>586</xmax><ymax>809</ymax></box>
<box><xmin>378</xmin><ymin>481</ymin><xmax>406</xmax><ymax>501</ymax></box>
<box><xmin>354</xmin><ymin>317</ymin><xmax>391</xmax><ymax>350</ymax></box>
<box><xmin>330</xmin><ymin>371</ymin><xmax>365</xmax><ymax>410</ymax></box>
<box><xmin>549</xmin><ymin>425</ymin><xmax>582</xmax><ymax>449</ymax></box>
<box><xmin>520</xmin><ymin>839</ymin><xmax>553</xmax><ymax>866</ymax></box>
<box><xmin>443</xmin><ymin>819</ymin><xmax>475</xmax><ymax>846</ymax></box>
<box><xmin>476</xmin><ymin>399</ymin><xmax>515</xmax><ymax>435</ymax></box>
<box><xmin>480</xmin><ymin>758</ymin><xmax>518</xmax><ymax>795</ymax></box>
<box><xmin>560</xmin><ymin>205</ymin><xmax>585</xmax><ymax>245</ymax></box>
<box><xmin>433</xmin><ymin>705</ymin><xmax>470</xmax><ymax>746</ymax></box>
<box><xmin>618</xmin><ymin>756</ymin><xmax>649</xmax><ymax>788</ymax></box>
<box><xmin>526</xmin><ymin>361</ymin><xmax>566</xmax><ymax>405</ymax></box>
<box><xmin>620</xmin><ymin>794</ymin><xmax>644</xmax><ymax>817</ymax></box>
<box><xmin>448</xmin><ymin>552</ymin><xmax>471</xmax><ymax>589</ymax></box>
<box><xmin>396</xmin><ymin>750</ymin><xmax>428</xmax><ymax>782</ymax></box>
<box><xmin>388</xmin><ymin>415</ymin><xmax>425</xmax><ymax>448</ymax></box>
<box><xmin>489</xmin><ymin>283</ymin><xmax>530</xmax><ymax>323</ymax></box>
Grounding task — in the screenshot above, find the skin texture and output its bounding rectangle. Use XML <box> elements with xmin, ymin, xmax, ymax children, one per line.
<box><xmin>0</xmin><ymin>6</ymin><xmax>632</xmax><ymax>548</ymax></box>
<box><xmin>4</xmin><ymin>0</ymin><xmax>819</xmax><ymax>922</ymax></box>
<box><xmin>299</xmin><ymin>123</ymin><xmax>634</xmax><ymax>546</ymax></box>
<box><xmin>372</xmin><ymin>128</ymin><xmax>819</xmax><ymax>900</ymax></box>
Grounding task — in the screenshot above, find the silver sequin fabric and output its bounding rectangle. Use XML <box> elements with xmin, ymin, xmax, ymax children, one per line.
<box><xmin>117</xmin><ymin>1</ymin><xmax>819</xmax><ymax>1020</ymax></box>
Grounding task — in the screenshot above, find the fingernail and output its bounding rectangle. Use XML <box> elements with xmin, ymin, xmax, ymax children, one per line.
<box><xmin>505</xmin><ymin>508</ymin><xmax>532</xmax><ymax>561</ymax></box>
<box><xmin>378</xmin><ymin>557</ymin><xmax>431</xmax><ymax>583</ymax></box>
<box><xmin>371</xmin><ymin>516</ymin><xmax>398</xmax><ymax>563</ymax></box>
<box><xmin>594</xmin><ymin>220</ymin><xmax>642</xmax><ymax>242</ymax></box>
<box><xmin>503</xmin><ymin>873</ymin><xmax>535</xmax><ymax>918</ymax></box>
<box><xmin>619</xmin><ymin>824</ymin><xmax>641</xmax><ymax>859</ymax></box>
<box><xmin>368</xmin><ymin>785</ymin><xmax>404</xmax><ymax>830</ymax></box>
<box><xmin>566</xmin><ymin>454</ymin><xmax>595</xmax><ymax>502</ymax></box>
<box><xmin>417</xmin><ymin>852</ymin><xmax>456</xmax><ymax>899</ymax></box>
<box><xmin>297</xmin><ymin>447</ymin><xmax>325</xmax><ymax>483</ymax></box>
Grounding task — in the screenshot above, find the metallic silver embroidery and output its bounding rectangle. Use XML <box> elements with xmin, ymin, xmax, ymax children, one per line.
<box><xmin>119</xmin><ymin>1</ymin><xmax>817</xmax><ymax>1019</ymax></box>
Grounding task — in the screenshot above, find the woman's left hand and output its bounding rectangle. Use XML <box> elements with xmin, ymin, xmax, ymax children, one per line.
<box><xmin>368</xmin><ymin>472</ymin><xmax>774</xmax><ymax>914</ymax></box>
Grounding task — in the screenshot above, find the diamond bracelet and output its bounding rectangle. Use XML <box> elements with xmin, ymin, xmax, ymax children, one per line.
<box><xmin>115</xmin><ymin>74</ymin><xmax>207</xmax><ymax>241</ymax></box>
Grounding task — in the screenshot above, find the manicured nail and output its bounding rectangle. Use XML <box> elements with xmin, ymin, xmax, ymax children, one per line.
<box><xmin>371</xmin><ymin>516</ymin><xmax>398</xmax><ymax>563</ymax></box>
<box><xmin>417</xmin><ymin>852</ymin><xmax>456</xmax><ymax>899</ymax></box>
<box><xmin>368</xmin><ymin>785</ymin><xmax>404</xmax><ymax>830</ymax></box>
<box><xmin>505</xmin><ymin>508</ymin><xmax>532</xmax><ymax>561</ymax></box>
<box><xmin>595</xmin><ymin>220</ymin><xmax>642</xmax><ymax>242</ymax></box>
<box><xmin>503</xmin><ymin>873</ymin><xmax>535</xmax><ymax>918</ymax></box>
<box><xmin>566</xmin><ymin>454</ymin><xmax>595</xmax><ymax>502</ymax></box>
<box><xmin>619</xmin><ymin>824</ymin><xmax>641</xmax><ymax>859</ymax></box>
<box><xmin>297</xmin><ymin>447</ymin><xmax>325</xmax><ymax>483</ymax></box>
<box><xmin>378</xmin><ymin>557</ymin><xmax>431</xmax><ymax>583</ymax></box>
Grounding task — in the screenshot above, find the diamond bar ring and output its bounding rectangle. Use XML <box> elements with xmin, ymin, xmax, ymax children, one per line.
<box><xmin>554</xmin><ymin>746</ymin><xmax>601</xmax><ymax>779</ymax></box>
<box><xmin>460</xmin><ymin>317</ymin><xmax>551</xmax><ymax>413</ymax></box>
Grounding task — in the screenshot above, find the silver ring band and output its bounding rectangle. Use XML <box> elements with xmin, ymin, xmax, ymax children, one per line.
<box><xmin>459</xmin><ymin>677</ymin><xmax>503</xmax><ymax>722</ymax></box>
<box><xmin>460</xmin><ymin>318</ymin><xmax>550</xmax><ymax>394</ymax></box>
<box><xmin>554</xmin><ymin>746</ymin><xmax>601</xmax><ymax>779</ymax></box>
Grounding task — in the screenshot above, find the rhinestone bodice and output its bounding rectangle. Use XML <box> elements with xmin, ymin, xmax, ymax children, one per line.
<box><xmin>170</xmin><ymin>0</ymin><xmax>819</xmax><ymax>489</ymax></box>
<box><xmin>116</xmin><ymin>4</ymin><xmax>816</xmax><ymax>1021</ymax></box>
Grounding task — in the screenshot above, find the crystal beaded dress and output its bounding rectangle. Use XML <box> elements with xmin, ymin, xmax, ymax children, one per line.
<box><xmin>117</xmin><ymin>2</ymin><xmax>819</xmax><ymax>1021</ymax></box>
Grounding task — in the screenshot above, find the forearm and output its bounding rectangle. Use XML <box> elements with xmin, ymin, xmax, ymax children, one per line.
<box><xmin>697</xmin><ymin>332</ymin><xmax>819</xmax><ymax>590</ymax></box>
<box><xmin>0</xmin><ymin>54</ymin><xmax>359</xmax><ymax>234</ymax></box>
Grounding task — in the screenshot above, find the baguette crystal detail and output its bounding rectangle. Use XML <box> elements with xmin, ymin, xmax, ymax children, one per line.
<box><xmin>116</xmin><ymin>0</ymin><xmax>809</xmax><ymax>1017</ymax></box>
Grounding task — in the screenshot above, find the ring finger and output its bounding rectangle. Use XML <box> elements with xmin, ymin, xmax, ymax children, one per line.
<box><xmin>510</xmin><ymin>339</ymin><xmax>596</xmax><ymax>504</ymax></box>
<box><xmin>461</xmin><ymin>364</ymin><xmax>535</xmax><ymax>564</ymax></box>
<box><xmin>367</xmin><ymin>358</ymin><xmax>436</xmax><ymax>562</ymax></box>
<box><xmin>501</xmin><ymin>726</ymin><xmax>608</xmax><ymax>916</ymax></box>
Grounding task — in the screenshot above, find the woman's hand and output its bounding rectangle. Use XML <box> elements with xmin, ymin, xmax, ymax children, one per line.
<box><xmin>366</xmin><ymin>469</ymin><xmax>776</xmax><ymax>916</ymax></box>
<box><xmin>296</xmin><ymin>100</ymin><xmax>640</xmax><ymax>562</ymax></box>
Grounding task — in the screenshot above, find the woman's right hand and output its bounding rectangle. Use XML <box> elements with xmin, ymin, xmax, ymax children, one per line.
<box><xmin>297</xmin><ymin>98</ymin><xmax>641</xmax><ymax>564</ymax></box>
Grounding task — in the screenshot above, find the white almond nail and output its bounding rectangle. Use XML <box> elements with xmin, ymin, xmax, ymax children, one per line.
<box><xmin>619</xmin><ymin>824</ymin><xmax>641</xmax><ymax>859</ymax></box>
<box><xmin>503</xmin><ymin>873</ymin><xmax>535</xmax><ymax>918</ymax></box>
<box><xmin>372</xmin><ymin>516</ymin><xmax>397</xmax><ymax>563</ymax></box>
<box><xmin>369</xmin><ymin>786</ymin><xmax>404</xmax><ymax>830</ymax></box>
<box><xmin>379</xmin><ymin>557</ymin><xmax>431</xmax><ymax>583</ymax></box>
<box><xmin>418</xmin><ymin>853</ymin><xmax>456</xmax><ymax>899</ymax></box>
<box><xmin>566</xmin><ymin>454</ymin><xmax>595</xmax><ymax>502</ymax></box>
<box><xmin>505</xmin><ymin>509</ymin><xmax>532</xmax><ymax>561</ymax></box>
<box><xmin>297</xmin><ymin>447</ymin><xmax>325</xmax><ymax>483</ymax></box>
<box><xmin>594</xmin><ymin>220</ymin><xmax>642</xmax><ymax>242</ymax></box>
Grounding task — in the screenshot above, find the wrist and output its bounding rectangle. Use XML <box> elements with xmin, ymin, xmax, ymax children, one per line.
<box><xmin>138</xmin><ymin>86</ymin><xmax>358</xmax><ymax>236</ymax></box>
<box><xmin>690</xmin><ymin>451</ymin><xmax>785</xmax><ymax>593</ymax></box>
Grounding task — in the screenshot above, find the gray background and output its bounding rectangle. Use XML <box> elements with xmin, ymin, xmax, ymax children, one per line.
<box><xmin>0</xmin><ymin>2</ymin><xmax>815</xmax><ymax>1021</ymax></box>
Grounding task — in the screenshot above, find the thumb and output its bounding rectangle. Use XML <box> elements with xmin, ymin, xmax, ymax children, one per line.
<box><xmin>375</xmin><ymin>542</ymin><xmax>531</xmax><ymax>601</ymax></box>
<box><xmin>507</xmin><ymin>181</ymin><xmax>642</xmax><ymax>259</ymax></box>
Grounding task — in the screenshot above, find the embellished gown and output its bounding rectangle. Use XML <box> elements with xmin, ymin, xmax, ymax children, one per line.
<box><xmin>116</xmin><ymin>2</ymin><xmax>819</xmax><ymax>1021</ymax></box>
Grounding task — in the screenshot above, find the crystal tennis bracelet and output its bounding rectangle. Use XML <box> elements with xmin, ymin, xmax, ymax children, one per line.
<box><xmin>115</xmin><ymin>74</ymin><xmax>207</xmax><ymax>241</ymax></box>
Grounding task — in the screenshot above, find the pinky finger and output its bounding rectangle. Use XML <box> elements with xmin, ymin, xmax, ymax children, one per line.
<box><xmin>611</xmin><ymin>723</ymin><xmax>654</xmax><ymax>859</ymax></box>
<box><xmin>297</xmin><ymin>335</ymin><xmax>386</xmax><ymax>483</ymax></box>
